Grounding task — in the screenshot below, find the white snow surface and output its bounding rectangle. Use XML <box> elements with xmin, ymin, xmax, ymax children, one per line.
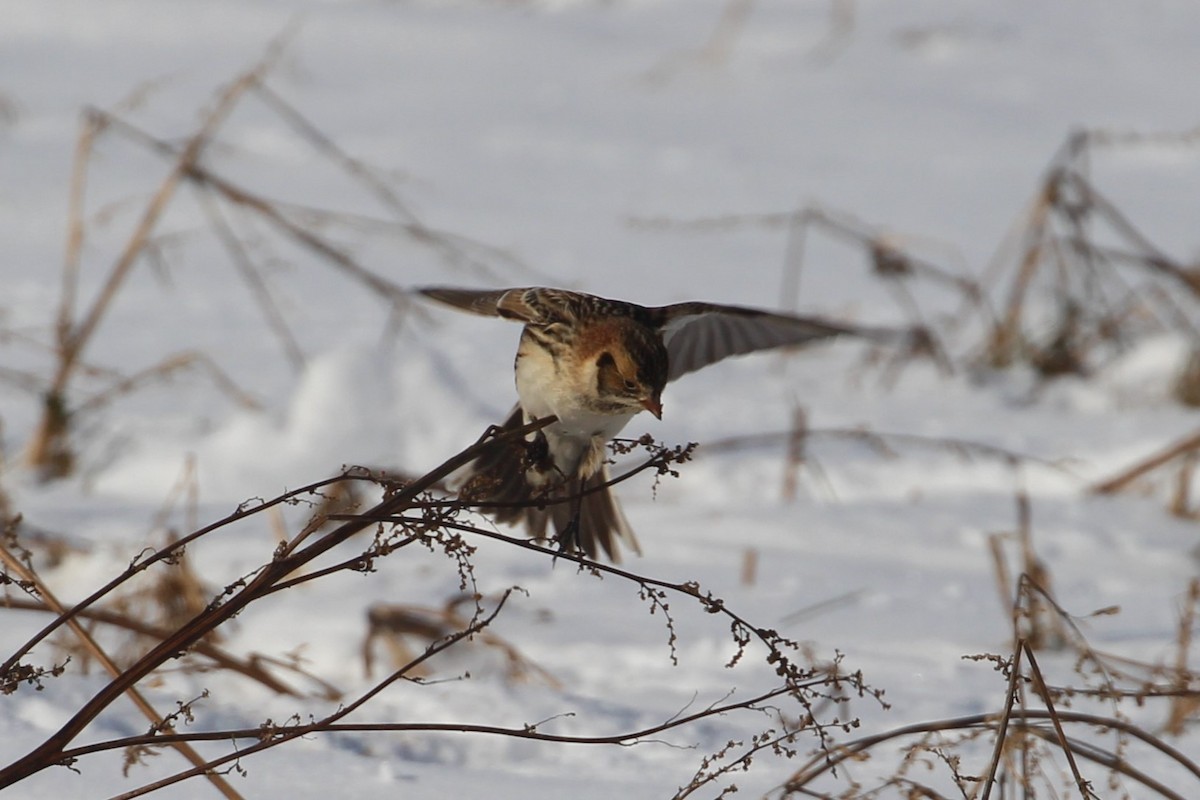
<box><xmin>2</xmin><ymin>1</ymin><xmax>1200</xmax><ymax>798</ymax></box>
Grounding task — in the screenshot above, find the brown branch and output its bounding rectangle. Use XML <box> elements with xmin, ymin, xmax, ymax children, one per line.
<box><xmin>0</xmin><ymin>417</ymin><xmax>555</xmax><ymax>788</ymax></box>
<box><xmin>1090</xmin><ymin>428</ymin><xmax>1200</xmax><ymax>495</ymax></box>
<box><xmin>60</xmin><ymin>684</ymin><xmax>800</xmax><ymax>786</ymax></box>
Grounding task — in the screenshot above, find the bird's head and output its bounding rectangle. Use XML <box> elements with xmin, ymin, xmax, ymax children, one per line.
<box><xmin>586</xmin><ymin>320</ymin><xmax>667</xmax><ymax>419</ymax></box>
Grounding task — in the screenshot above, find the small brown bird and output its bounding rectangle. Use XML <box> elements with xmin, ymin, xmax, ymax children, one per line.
<box><xmin>420</xmin><ymin>286</ymin><xmax>872</xmax><ymax>561</ymax></box>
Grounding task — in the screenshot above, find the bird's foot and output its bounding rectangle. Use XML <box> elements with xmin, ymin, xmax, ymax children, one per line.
<box><xmin>521</xmin><ymin>431</ymin><xmax>555</xmax><ymax>473</ymax></box>
<box><xmin>556</xmin><ymin>516</ymin><xmax>580</xmax><ymax>552</ymax></box>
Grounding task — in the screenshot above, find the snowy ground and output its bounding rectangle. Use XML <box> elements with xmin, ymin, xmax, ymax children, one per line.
<box><xmin>2</xmin><ymin>1</ymin><xmax>1200</xmax><ymax>798</ymax></box>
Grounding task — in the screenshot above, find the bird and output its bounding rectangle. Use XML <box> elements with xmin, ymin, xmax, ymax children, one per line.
<box><xmin>419</xmin><ymin>286</ymin><xmax>883</xmax><ymax>562</ymax></box>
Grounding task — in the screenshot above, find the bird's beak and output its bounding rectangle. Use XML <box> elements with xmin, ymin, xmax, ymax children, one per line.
<box><xmin>642</xmin><ymin>394</ymin><xmax>663</xmax><ymax>420</ymax></box>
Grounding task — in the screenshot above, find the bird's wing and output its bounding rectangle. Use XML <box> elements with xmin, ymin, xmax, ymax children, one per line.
<box><xmin>654</xmin><ymin>302</ymin><xmax>863</xmax><ymax>382</ymax></box>
<box><xmin>418</xmin><ymin>286</ymin><xmax>527</xmax><ymax>319</ymax></box>
<box><xmin>418</xmin><ymin>286</ymin><xmax>584</xmax><ymax>326</ymax></box>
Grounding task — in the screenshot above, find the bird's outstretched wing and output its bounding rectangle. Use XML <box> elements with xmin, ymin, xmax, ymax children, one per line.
<box><xmin>420</xmin><ymin>286</ymin><xmax>886</xmax><ymax>383</ymax></box>
<box><xmin>653</xmin><ymin>302</ymin><xmax>861</xmax><ymax>382</ymax></box>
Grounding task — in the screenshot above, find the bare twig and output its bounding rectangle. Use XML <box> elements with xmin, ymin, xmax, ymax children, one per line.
<box><xmin>1022</xmin><ymin>641</ymin><xmax>1099</xmax><ymax>799</ymax></box>
<box><xmin>979</xmin><ymin>642</ymin><xmax>1024</xmax><ymax>800</ymax></box>
<box><xmin>1090</xmin><ymin>428</ymin><xmax>1200</xmax><ymax>496</ymax></box>
<box><xmin>194</xmin><ymin>185</ymin><xmax>307</xmax><ymax>370</ymax></box>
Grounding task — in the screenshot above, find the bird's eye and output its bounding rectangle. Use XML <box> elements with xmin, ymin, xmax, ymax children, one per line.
<box><xmin>623</xmin><ymin>379</ymin><xmax>638</xmax><ymax>392</ymax></box>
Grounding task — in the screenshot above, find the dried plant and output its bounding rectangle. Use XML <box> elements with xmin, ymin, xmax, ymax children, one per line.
<box><xmin>22</xmin><ymin>35</ymin><xmax>290</xmax><ymax>481</ymax></box>
<box><xmin>15</xmin><ymin>30</ymin><xmax>540</xmax><ymax>482</ymax></box>
<box><xmin>989</xmin><ymin>486</ymin><xmax>1070</xmax><ymax>651</ymax></box>
<box><xmin>1091</xmin><ymin>427</ymin><xmax>1200</xmax><ymax>519</ymax></box>
<box><xmin>1164</xmin><ymin>579</ymin><xmax>1200</xmax><ymax>736</ymax></box>
<box><xmin>362</xmin><ymin>596</ymin><xmax>560</xmax><ymax>687</ymax></box>
<box><xmin>0</xmin><ymin>420</ymin><xmax>882</xmax><ymax>797</ymax></box>
<box><xmin>4</xmin><ymin>23</ymin><xmax>1199</xmax><ymax>800</ymax></box>
<box><xmin>776</xmin><ymin>539</ymin><xmax>1200</xmax><ymax>799</ymax></box>
<box><xmin>976</xmin><ymin>128</ymin><xmax>1200</xmax><ymax>382</ymax></box>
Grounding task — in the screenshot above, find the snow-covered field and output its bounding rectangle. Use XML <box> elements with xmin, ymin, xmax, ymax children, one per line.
<box><xmin>3</xmin><ymin>1</ymin><xmax>1199</xmax><ymax>797</ymax></box>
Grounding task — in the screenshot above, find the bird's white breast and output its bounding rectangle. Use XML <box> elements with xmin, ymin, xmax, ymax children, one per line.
<box><xmin>514</xmin><ymin>332</ymin><xmax>635</xmax><ymax>476</ymax></box>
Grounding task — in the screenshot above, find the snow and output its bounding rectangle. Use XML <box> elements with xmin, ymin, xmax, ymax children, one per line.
<box><xmin>3</xmin><ymin>1</ymin><xmax>1200</xmax><ymax>798</ymax></box>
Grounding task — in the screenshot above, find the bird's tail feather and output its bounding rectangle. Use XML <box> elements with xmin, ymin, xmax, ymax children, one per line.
<box><xmin>457</xmin><ymin>408</ymin><xmax>639</xmax><ymax>562</ymax></box>
<box><xmin>551</xmin><ymin>464</ymin><xmax>640</xmax><ymax>563</ymax></box>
